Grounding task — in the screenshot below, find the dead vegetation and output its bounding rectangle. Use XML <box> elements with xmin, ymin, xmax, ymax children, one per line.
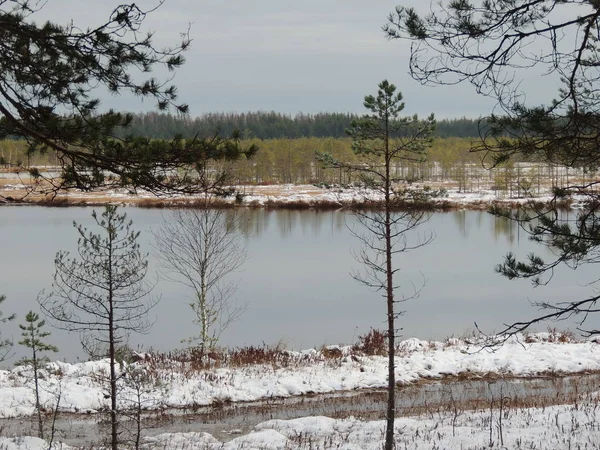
<box><xmin>117</xmin><ymin>327</ymin><xmax>597</xmax><ymax>388</ymax></box>
<box><xmin>3</xmin><ymin>329</ymin><xmax>600</xmax><ymax>449</ymax></box>
<box><xmin>0</xmin><ymin>170</ymin><xmax>575</xmax><ymax>211</ymax></box>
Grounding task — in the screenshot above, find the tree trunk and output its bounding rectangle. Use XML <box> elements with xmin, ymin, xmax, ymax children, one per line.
<box><xmin>109</xmin><ymin>303</ymin><xmax>118</xmax><ymax>450</ymax></box>
<box><xmin>200</xmin><ymin>212</ymin><xmax>210</xmax><ymax>350</ymax></box>
<box><xmin>384</xmin><ymin>114</ymin><xmax>395</xmax><ymax>450</ymax></box>
<box><xmin>385</xmin><ymin>205</ymin><xmax>395</xmax><ymax>450</ymax></box>
<box><xmin>32</xmin><ymin>329</ymin><xmax>43</xmax><ymax>439</ymax></box>
<box><xmin>108</xmin><ymin>236</ymin><xmax>118</xmax><ymax>450</ymax></box>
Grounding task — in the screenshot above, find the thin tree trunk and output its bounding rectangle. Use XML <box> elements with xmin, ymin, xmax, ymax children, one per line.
<box><xmin>384</xmin><ymin>112</ymin><xmax>395</xmax><ymax>450</ymax></box>
<box><xmin>135</xmin><ymin>384</ymin><xmax>142</xmax><ymax>450</ymax></box>
<box><xmin>109</xmin><ymin>303</ymin><xmax>118</xmax><ymax>450</ymax></box>
<box><xmin>108</xmin><ymin>236</ymin><xmax>118</xmax><ymax>450</ymax></box>
<box><xmin>200</xmin><ymin>207</ymin><xmax>210</xmax><ymax>349</ymax></box>
<box><xmin>385</xmin><ymin>205</ymin><xmax>395</xmax><ymax>450</ymax></box>
<box><xmin>32</xmin><ymin>329</ymin><xmax>43</xmax><ymax>439</ymax></box>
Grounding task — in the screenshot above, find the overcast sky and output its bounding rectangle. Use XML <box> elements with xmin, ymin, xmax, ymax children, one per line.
<box><xmin>34</xmin><ymin>0</ymin><xmax>562</xmax><ymax>119</ymax></box>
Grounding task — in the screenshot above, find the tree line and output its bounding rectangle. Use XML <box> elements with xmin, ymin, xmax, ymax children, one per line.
<box><xmin>3</xmin><ymin>135</ymin><xmax>586</xmax><ymax>199</ymax></box>
<box><xmin>114</xmin><ymin>111</ymin><xmax>485</xmax><ymax>140</ymax></box>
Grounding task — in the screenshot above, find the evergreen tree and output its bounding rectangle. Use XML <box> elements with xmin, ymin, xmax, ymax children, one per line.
<box><xmin>386</xmin><ymin>0</ymin><xmax>600</xmax><ymax>336</ymax></box>
<box><xmin>0</xmin><ymin>294</ymin><xmax>15</xmax><ymax>361</ymax></box>
<box><xmin>40</xmin><ymin>205</ymin><xmax>156</xmax><ymax>450</ymax></box>
<box><xmin>15</xmin><ymin>311</ymin><xmax>58</xmax><ymax>439</ymax></box>
<box><xmin>0</xmin><ymin>1</ymin><xmax>257</xmax><ymax>196</ymax></box>
<box><xmin>319</xmin><ymin>80</ymin><xmax>435</xmax><ymax>450</ymax></box>
<box><xmin>114</xmin><ymin>111</ymin><xmax>482</xmax><ymax>140</ymax></box>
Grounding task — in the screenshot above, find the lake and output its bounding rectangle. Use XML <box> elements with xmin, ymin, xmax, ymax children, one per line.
<box><xmin>0</xmin><ymin>206</ymin><xmax>596</xmax><ymax>365</ymax></box>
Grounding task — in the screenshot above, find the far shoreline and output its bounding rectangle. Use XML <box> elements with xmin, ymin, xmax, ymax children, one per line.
<box><xmin>0</xmin><ymin>182</ymin><xmax>576</xmax><ymax>211</ymax></box>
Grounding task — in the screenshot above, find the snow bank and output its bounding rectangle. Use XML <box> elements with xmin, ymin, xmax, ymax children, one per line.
<box><xmin>142</xmin><ymin>403</ymin><xmax>600</xmax><ymax>449</ymax></box>
<box><xmin>0</xmin><ymin>334</ymin><xmax>598</xmax><ymax>419</ymax></box>
<box><xmin>4</xmin><ymin>402</ymin><xmax>600</xmax><ymax>450</ymax></box>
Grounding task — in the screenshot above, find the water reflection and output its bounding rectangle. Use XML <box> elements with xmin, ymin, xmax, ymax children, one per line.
<box><xmin>452</xmin><ymin>210</ymin><xmax>521</xmax><ymax>243</ymax></box>
<box><xmin>236</xmin><ymin>209</ymin><xmax>347</xmax><ymax>239</ymax></box>
<box><xmin>188</xmin><ymin>208</ymin><xmax>523</xmax><ymax>244</ymax></box>
<box><xmin>454</xmin><ymin>210</ymin><xmax>468</xmax><ymax>238</ymax></box>
<box><xmin>492</xmin><ymin>215</ymin><xmax>519</xmax><ymax>243</ymax></box>
<box><xmin>243</xmin><ymin>209</ymin><xmax>520</xmax><ymax>243</ymax></box>
<box><xmin>0</xmin><ymin>206</ymin><xmax>596</xmax><ymax>365</ymax></box>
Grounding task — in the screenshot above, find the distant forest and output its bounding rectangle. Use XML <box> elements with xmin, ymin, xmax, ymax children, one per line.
<box><xmin>115</xmin><ymin>112</ymin><xmax>486</xmax><ymax>140</ymax></box>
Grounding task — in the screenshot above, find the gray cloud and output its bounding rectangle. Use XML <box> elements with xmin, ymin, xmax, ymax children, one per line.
<box><xmin>29</xmin><ymin>0</ymin><xmax>559</xmax><ymax>118</ymax></box>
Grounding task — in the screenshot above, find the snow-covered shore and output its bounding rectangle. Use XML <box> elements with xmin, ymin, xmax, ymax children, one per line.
<box><xmin>1</xmin><ymin>180</ymin><xmax>579</xmax><ymax>210</ymax></box>
<box><xmin>138</xmin><ymin>405</ymin><xmax>600</xmax><ymax>450</ymax></box>
<box><xmin>1</xmin><ymin>333</ymin><xmax>598</xmax><ymax>419</ymax></box>
<box><xmin>238</xmin><ymin>184</ymin><xmax>560</xmax><ymax>209</ymax></box>
<box><xmin>2</xmin><ymin>402</ymin><xmax>600</xmax><ymax>449</ymax></box>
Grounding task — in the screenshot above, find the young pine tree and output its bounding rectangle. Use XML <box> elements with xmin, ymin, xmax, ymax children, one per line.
<box><xmin>318</xmin><ymin>80</ymin><xmax>435</xmax><ymax>450</ymax></box>
<box><xmin>15</xmin><ymin>311</ymin><xmax>58</xmax><ymax>439</ymax></box>
<box><xmin>0</xmin><ymin>294</ymin><xmax>16</xmax><ymax>362</ymax></box>
<box><xmin>40</xmin><ymin>205</ymin><xmax>157</xmax><ymax>450</ymax></box>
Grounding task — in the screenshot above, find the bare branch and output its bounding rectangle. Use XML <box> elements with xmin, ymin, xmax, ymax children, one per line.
<box><xmin>153</xmin><ymin>198</ymin><xmax>247</xmax><ymax>350</ymax></box>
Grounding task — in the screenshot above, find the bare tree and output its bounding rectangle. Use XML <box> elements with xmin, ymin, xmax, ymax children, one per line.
<box><xmin>39</xmin><ymin>205</ymin><xmax>157</xmax><ymax>450</ymax></box>
<box><xmin>319</xmin><ymin>80</ymin><xmax>435</xmax><ymax>450</ymax></box>
<box><xmin>153</xmin><ymin>202</ymin><xmax>247</xmax><ymax>351</ymax></box>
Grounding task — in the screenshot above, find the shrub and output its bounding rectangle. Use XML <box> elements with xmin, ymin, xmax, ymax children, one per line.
<box><xmin>352</xmin><ymin>328</ymin><xmax>387</xmax><ymax>356</ymax></box>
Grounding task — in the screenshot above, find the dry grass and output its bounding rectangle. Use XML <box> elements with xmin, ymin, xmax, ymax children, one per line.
<box><xmin>352</xmin><ymin>328</ymin><xmax>387</xmax><ymax>356</ymax></box>
<box><xmin>135</xmin><ymin>197</ymin><xmax>234</xmax><ymax>209</ymax></box>
<box><xmin>0</xmin><ymin>171</ymin><xmax>573</xmax><ymax>212</ymax></box>
<box><xmin>125</xmin><ymin>328</ymin><xmax>592</xmax><ymax>382</ymax></box>
<box><xmin>6</xmin><ymin>330</ymin><xmax>600</xmax><ymax>449</ymax></box>
<box><xmin>524</xmin><ymin>327</ymin><xmax>576</xmax><ymax>344</ymax></box>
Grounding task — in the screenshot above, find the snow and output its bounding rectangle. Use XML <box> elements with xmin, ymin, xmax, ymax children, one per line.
<box><xmin>3</xmin><ymin>179</ymin><xmax>598</xmax><ymax>448</ymax></box>
<box><xmin>1</xmin><ymin>334</ymin><xmax>600</xmax><ymax>448</ymax></box>
<box><xmin>0</xmin><ymin>334</ymin><xmax>598</xmax><ymax>419</ymax></box>
<box><xmin>233</xmin><ymin>185</ymin><xmax>560</xmax><ymax>208</ymax></box>
<box><xmin>4</xmin><ymin>179</ymin><xmax>574</xmax><ymax>209</ymax></box>
<box><xmin>197</xmin><ymin>405</ymin><xmax>600</xmax><ymax>449</ymax></box>
<box><xmin>0</xmin><ymin>436</ymin><xmax>72</xmax><ymax>449</ymax></box>
<box><xmin>4</xmin><ymin>402</ymin><xmax>600</xmax><ymax>449</ymax></box>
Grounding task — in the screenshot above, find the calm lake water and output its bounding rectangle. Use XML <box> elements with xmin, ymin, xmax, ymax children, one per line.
<box><xmin>1</xmin><ymin>206</ymin><xmax>597</xmax><ymax>364</ymax></box>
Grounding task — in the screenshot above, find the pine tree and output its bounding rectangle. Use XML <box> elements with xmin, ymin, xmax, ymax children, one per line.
<box><xmin>318</xmin><ymin>80</ymin><xmax>435</xmax><ymax>450</ymax></box>
<box><xmin>15</xmin><ymin>311</ymin><xmax>58</xmax><ymax>439</ymax></box>
<box><xmin>0</xmin><ymin>294</ymin><xmax>15</xmax><ymax>362</ymax></box>
<box><xmin>40</xmin><ymin>205</ymin><xmax>156</xmax><ymax>450</ymax></box>
<box><xmin>386</xmin><ymin>1</ymin><xmax>600</xmax><ymax>336</ymax></box>
<box><xmin>0</xmin><ymin>1</ymin><xmax>257</xmax><ymax>196</ymax></box>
